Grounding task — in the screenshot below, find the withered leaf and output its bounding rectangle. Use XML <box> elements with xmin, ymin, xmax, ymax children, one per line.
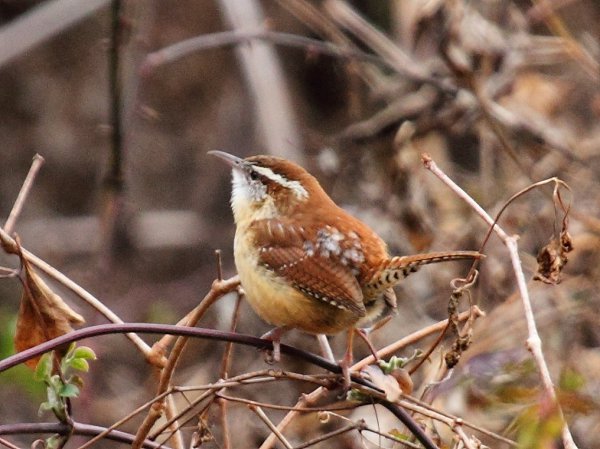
<box><xmin>15</xmin><ymin>246</ymin><xmax>85</xmax><ymax>369</ymax></box>
<box><xmin>533</xmin><ymin>230</ymin><xmax>573</xmax><ymax>285</ymax></box>
<box><xmin>361</xmin><ymin>365</ymin><xmax>413</xmax><ymax>401</ymax></box>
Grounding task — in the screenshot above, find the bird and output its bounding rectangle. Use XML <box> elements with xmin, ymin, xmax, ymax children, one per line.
<box><xmin>209</xmin><ymin>150</ymin><xmax>480</xmax><ymax>383</ymax></box>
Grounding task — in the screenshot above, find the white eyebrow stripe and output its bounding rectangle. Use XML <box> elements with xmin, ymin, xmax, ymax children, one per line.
<box><xmin>253</xmin><ymin>166</ymin><xmax>309</xmax><ymax>199</ymax></box>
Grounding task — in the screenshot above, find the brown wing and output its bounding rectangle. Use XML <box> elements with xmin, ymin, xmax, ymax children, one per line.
<box><xmin>251</xmin><ymin>219</ymin><xmax>366</xmax><ymax>317</ymax></box>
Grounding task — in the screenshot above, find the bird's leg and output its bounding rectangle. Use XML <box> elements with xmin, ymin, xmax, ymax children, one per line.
<box><xmin>339</xmin><ymin>328</ymin><xmax>355</xmax><ymax>391</ymax></box>
<box><xmin>260</xmin><ymin>326</ymin><xmax>289</xmax><ymax>363</ymax></box>
<box><xmin>356</xmin><ymin>328</ymin><xmax>381</xmax><ymax>363</ymax></box>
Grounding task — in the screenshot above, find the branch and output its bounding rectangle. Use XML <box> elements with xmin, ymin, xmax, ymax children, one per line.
<box><xmin>258</xmin><ymin>309</ymin><xmax>481</xmax><ymax>449</ymax></box>
<box><xmin>0</xmin><ymin>422</ymin><xmax>169</xmax><ymax>449</ymax></box>
<box><xmin>3</xmin><ymin>154</ymin><xmax>45</xmax><ymax>235</ymax></box>
<box><xmin>422</xmin><ymin>154</ymin><xmax>578</xmax><ymax>449</ymax></box>
<box><xmin>0</xmin><ymin>0</ymin><xmax>110</xmax><ymax>68</ymax></box>
<box><xmin>131</xmin><ymin>276</ymin><xmax>239</xmax><ymax>448</ymax></box>
<box><xmin>0</xmin><ymin>322</ymin><xmax>438</xmax><ymax>449</ymax></box>
<box><xmin>218</xmin><ymin>0</ymin><xmax>303</xmax><ymax>162</ymax></box>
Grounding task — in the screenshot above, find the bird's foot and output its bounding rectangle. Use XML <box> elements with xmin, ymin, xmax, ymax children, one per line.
<box><xmin>260</xmin><ymin>326</ymin><xmax>288</xmax><ymax>363</ymax></box>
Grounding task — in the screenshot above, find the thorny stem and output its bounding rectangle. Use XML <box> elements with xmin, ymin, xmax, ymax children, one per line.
<box><xmin>422</xmin><ymin>154</ymin><xmax>578</xmax><ymax>449</ymax></box>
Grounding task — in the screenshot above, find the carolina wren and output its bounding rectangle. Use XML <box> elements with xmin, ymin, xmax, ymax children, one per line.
<box><xmin>209</xmin><ymin>151</ymin><xmax>479</xmax><ymax>365</ymax></box>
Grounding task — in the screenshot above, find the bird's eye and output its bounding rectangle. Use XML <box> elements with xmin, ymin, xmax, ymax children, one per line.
<box><xmin>249</xmin><ymin>170</ymin><xmax>259</xmax><ymax>181</ymax></box>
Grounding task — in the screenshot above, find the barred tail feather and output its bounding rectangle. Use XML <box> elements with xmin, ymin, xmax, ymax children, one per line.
<box><xmin>364</xmin><ymin>251</ymin><xmax>481</xmax><ymax>298</ymax></box>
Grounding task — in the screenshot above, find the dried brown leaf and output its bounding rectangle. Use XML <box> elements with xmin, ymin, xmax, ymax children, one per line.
<box><xmin>533</xmin><ymin>230</ymin><xmax>573</xmax><ymax>285</ymax></box>
<box><xmin>15</xmin><ymin>243</ymin><xmax>85</xmax><ymax>369</ymax></box>
<box><xmin>361</xmin><ymin>365</ymin><xmax>413</xmax><ymax>401</ymax></box>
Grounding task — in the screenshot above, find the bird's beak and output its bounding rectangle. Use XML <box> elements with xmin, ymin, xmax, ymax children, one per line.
<box><xmin>208</xmin><ymin>151</ymin><xmax>245</xmax><ymax>169</ymax></box>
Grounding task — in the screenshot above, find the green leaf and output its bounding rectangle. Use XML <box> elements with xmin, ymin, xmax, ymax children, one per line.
<box><xmin>34</xmin><ymin>353</ymin><xmax>53</xmax><ymax>382</ymax></box>
<box><xmin>45</xmin><ymin>434</ymin><xmax>65</xmax><ymax>449</ymax></box>
<box><xmin>378</xmin><ymin>351</ymin><xmax>422</xmax><ymax>373</ymax></box>
<box><xmin>38</xmin><ymin>401</ymin><xmax>54</xmax><ymax>416</ymax></box>
<box><xmin>69</xmin><ymin>357</ymin><xmax>89</xmax><ymax>372</ymax></box>
<box><xmin>59</xmin><ymin>383</ymin><xmax>80</xmax><ymax>398</ymax></box>
<box><xmin>73</xmin><ymin>346</ymin><xmax>96</xmax><ymax>360</ymax></box>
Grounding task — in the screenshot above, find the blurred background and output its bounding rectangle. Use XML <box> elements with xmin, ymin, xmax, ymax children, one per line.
<box><xmin>0</xmin><ymin>0</ymin><xmax>599</xmax><ymax>447</ymax></box>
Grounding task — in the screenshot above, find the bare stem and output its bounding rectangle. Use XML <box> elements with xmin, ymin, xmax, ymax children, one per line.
<box><xmin>250</xmin><ymin>405</ymin><xmax>293</xmax><ymax>449</ymax></box>
<box><xmin>131</xmin><ymin>276</ymin><xmax>240</xmax><ymax>449</ymax></box>
<box><xmin>3</xmin><ymin>154</ymin><xmax>45</xmax><ymax>235</ymax></box>
<box><xmin>258</xmin><ymin>310</ymin><xmax>482</xmax><ymax>449</ymax></box>
<box><xmin>422</xmin><ymin>154</ymin><xmax>578</xmax><ymax>449</ymax></box>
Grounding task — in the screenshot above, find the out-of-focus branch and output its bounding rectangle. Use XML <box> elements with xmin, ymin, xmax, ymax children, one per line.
<box><xmin>323</xmin><ymin>0</ymin><xmax>456</xmax><ymax>93</ymax></box>
<box><xmin>0</xmin><ymin>0</ymin><xmax>110</xmax><ymax>68</ymax></box>
<box><xmin>218</xmin><ymin>0</ymin><xmax>303</xmax><ymax>163</ymax></box>
<box><xmin>142</xmin><ymin>30</ymin><xmax>385</xmax><ymax>71</ymax></box>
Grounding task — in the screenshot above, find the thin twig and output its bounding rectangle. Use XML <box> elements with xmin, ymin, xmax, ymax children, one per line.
<box><xmin>353</xmin><ymin>308</ymin><xmax>484</xmax><ymax>371</ymax></box>
<box><xmin>76</xmin><ymin>387</ymin><xmax>176</xmax><ymax>449</ymax></box>
<box><xmin>453</xmin><ymin>424</ymin><xmax>477</xmax><ymax>449</ymax></box>
<box><xmin>151</xmin><ymin>372</ymin><xmax>270</xmax><ymax>441</ymax></box>
<box><xmin>249</xmin><ymin>405</ymin><xmax>293</xmax><ymax>449</ymax></box>
<box><xmin>422</xmin><ymin>155</ymin><xmax>578</xmax><ymax>449</ymax></box>
<box><xmin>215</xmin><ymin>393</ymin><xmax>358</xmax><ymax>413</ymax></box>
<box><xmin>218</xmin><ymin>290</ymin><xmax>243</xmax><ymax>449</ymax></box>
<box><xmin>215</xmin><ymin>249</ymin><xmax>223</xmax><ymax>281</ymax></box>
<box><xmin>400</xmin><ymin>395</ymin><xmax>517</xmax><ymax>447</ymax></box>
<box><xmin>293</xmin><ymin>423</ymin><xmax>357</xmax><ymax>449</ymax></box>
<box><xmin>3</xmin><ymin>154</ymin><xmax>45</xmax><ymax>235</ymax></box>
<box><xmin>258</xmin><ymin>309</ymin><xmax>481</xmax><ymax>449</ymax></box>
<box><xmin>132</xmin><ymin>276</ymin><xmax>240</xmax><ymax>449</ymax></box>
<box><xmin>361</xmin><ymin>427</ymin><xmax>421</xmax><ymax>449</ymax></box>
<box><xmin>0</xmin><ymin>437</ymin><xmax>21</xmax><ymax>449</ymax></box>
<box><xmin>163</xmin><ymin>395</ymin><xmax>184</xmax><ymax>449</ymax></box>
<box><xmin>143</xmin><ymin>30</ymin><xmax>386</xmax><ymax>73</ymax></box>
